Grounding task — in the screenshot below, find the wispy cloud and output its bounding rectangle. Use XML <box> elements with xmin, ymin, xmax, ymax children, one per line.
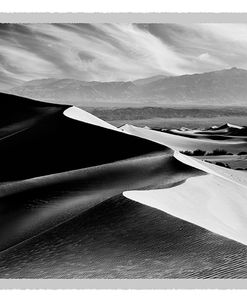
<box><xmin>0</xmin><ymin>23</ymin><xmax>247</xmax><ymax>88</ymax></box>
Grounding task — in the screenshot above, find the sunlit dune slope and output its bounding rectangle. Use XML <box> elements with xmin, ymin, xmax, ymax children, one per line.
<box><xmin>124</xmin><ymin>152</ymin><xmax>247</xmax><ymax>245</ymax></box>
<box><xmin>63</xmin><ymin>106</ymin><xmax>119</xmax><ymax>131</ymax></box>
<box><xmin>121</xmin><ymin>124</ymin><xmax>247</xmax><ymax>245</ymax></box>
<box><xmin>167</xmin><ymin>123</ymin><xmax>247</xmax><ymax>141</ymax></box>
<box><xmin>121</xmin><ymin>124</ymin><xmax>247</xmax><ymax>153</ymax></box>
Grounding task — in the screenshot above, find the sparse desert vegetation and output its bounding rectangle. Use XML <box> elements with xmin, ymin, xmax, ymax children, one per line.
<box><xmin>214</xmin><ymin>162</ymin><xmax>231</xmax><ymax>169</ymax></box>
<box><xmin>180</xmin><ymin>149</ymin><xmax>234</xmax><ymax>156</ymax></box>
<box><xmin>180</xmin><ymin>149</ymin><xmax>247</xmax><ymax>170</ymax></box>
<box><xmin>238</xmin><ymin>151</ymin><xmax>247</xmax><ymax>155</ymax></box>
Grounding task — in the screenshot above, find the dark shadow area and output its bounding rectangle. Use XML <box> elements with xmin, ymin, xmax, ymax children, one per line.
<box><xmin>0</xmin><ymin>152</ymin><xmax>201</xmax><ymax>252</ymax></box>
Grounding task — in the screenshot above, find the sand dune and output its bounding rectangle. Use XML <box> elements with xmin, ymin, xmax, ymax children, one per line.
<box><xmin>174</xmin><ymin>151</ymin><xmax>247</xmax><ymax>187</ymax></box>
<box><xmin>1</xmin><ymin>93</ymin><xmax>197</xmax><ymax>252</ymax></box>
<box><xmin>168</xmin><ymin>123</ymin><xmax>247</xmax><ymax>141</ymax></box>
<box><xmin>0</xmin><ymin>151</ymin><xmax>203</xmax><ymax>252</ymax></box>
<box><xmin>63</xmin><ymin>106</ymin><xmax>119</xmax><ymax>131</ymax></box>
<box><xmin>4</xmin><ymin>193</ymin><xmax>247</xmax><ymax>279</ymax></box>
<box><xmin>0</xmin><ymin>92</ymin><xmax>67</xmax><ymax>139</ymax></box>
<box><xmin>0</xmin><ymin>102</ymin><xmax>167</xmax><ymax>182</ymax></box>
<box><xmin>2</xmin><ymin>91</ymin><xmax>247</xmax><ymax>255</ymax></box>
<box><xmin>124</xmin><ymin>152</ymin><xmax>247</xmax><ymax>245</ymax></box>
<box><xmin>122</xmin><ymin>123</ymin><xmax>247</xmax><ymax>245</ymax></box>
<box><xmin>124</xmin><ymin>173</ymin><xmax>247</xmax><ymax>245</ymax></box>
<box><xmin>121</xmin><ymin>124</ymin><xmax>247</xmax><ymax>153</ymax></box>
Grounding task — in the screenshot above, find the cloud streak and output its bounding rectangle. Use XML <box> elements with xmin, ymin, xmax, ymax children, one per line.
<box><xmin>0</xmin><ymin>23</ymin><xmax>247</xmax><ymax>89</ymax></box>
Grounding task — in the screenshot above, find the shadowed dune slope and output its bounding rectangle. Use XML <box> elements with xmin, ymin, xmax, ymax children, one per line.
<box><xmin>0</xmin><ymin>93</ymin><xmax>171</xmax><ymax>182</ymax></box>
<box><xmin>0</xmin><ymin>92</ymin><xmax>68</xmax><ymax>139</ymax></box>
<box><xmin>0</xmin><ymin>153</ymin><xmax>202</xmax><ymax>252</ymax></box>
<box><xmin>0</xmin><ymin>93</ymin><xmax>205</xmax><ymax>252</ymax></box>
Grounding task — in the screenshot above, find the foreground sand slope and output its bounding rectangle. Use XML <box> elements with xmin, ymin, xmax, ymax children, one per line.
<box><xmin>122</xmin><ymin>123</ymin><xmax>247</xmax><ymax>245</ymax></box>
<box><xmin>124</xmin><ymin>151</ymin><xmax>247</xmax><ymax>245</ymax></box>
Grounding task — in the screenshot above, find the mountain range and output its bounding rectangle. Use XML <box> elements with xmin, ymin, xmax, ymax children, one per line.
<box><xmin>6</xmin><ymin>67</ymin><xmax>247</xmax><ymax>107</ymax></box>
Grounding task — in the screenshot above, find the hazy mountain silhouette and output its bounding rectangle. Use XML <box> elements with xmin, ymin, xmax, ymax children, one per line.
<box><xmin>8</xmin><ymin>67</ymin><xmax>247</xmax><ymax>106</ymax></box>
<box><xmin>132</xmin><ymin>74</ymin><xmax>169</xmax><ymax>86</ymax></box>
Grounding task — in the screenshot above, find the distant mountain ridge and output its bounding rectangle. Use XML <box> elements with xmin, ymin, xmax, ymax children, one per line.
<box><xmin>132</xmin><ymin>74</ymin><xmax>169</xmax><ymax>86</ymax></box>
<box><xmin>7</xmin><ymin>67</ymin><xmax>247</xmax><ymax>107</ymax></box>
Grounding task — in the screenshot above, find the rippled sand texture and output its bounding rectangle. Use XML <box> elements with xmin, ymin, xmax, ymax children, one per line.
<box><xmin>2</xmin><ymin>92</ymin><xmax>247</xmax><ymax>278</ymax></box>
<box><xmin>1</xmin><ymin>195</ymin><xmax>247</xmax><ymax>279</ymax></box>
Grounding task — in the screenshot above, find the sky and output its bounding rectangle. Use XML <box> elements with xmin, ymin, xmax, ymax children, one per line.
<box><xmin>1</xmin><ymin>23</ymin><xmax>247</xmax><ymax>88</ymax></box>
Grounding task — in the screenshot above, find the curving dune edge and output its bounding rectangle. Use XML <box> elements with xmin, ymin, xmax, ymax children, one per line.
<box><xmin>1</xmin><ymin>92</ymin><xmax>247</xmax><ymax>252</ymax></box>
<box><xmin>122</xmin><ymin>126</ymin><xmax>247</xmax><ymax>245</ymax></box>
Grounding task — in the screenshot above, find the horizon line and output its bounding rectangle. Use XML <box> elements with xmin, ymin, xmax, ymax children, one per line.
<box><xmin>10</xmin><ymin>66</ymin><xmax>246</xmax><ymax>85</ymax></box>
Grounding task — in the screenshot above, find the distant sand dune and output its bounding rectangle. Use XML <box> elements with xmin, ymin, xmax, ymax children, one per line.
<box><xmin>121</xmin><ymin>124</ymin><xmax>247</xmax><ymax>153</ymax></box>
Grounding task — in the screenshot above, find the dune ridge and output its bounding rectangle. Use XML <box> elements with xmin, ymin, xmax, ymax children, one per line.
<box><xmin>1</xmin><ymin>92</ymin><xmax>200</xmax><ymax>252</ymax></box>
<box><xmin>0</xmin><ymin>151</ymin><xmax>203</xmax><ymax>252</ymax></box>
<box><xmin>0</xmin><ymin>104</ymin><xmax>168</xmax><ymax>182</ymax></box>
<box><xmin>124</xmin><ymin>173</ymin><xmax>247</xmax><ymax>246</ymax></box>
<box><xmin>63</xmin><ymin>106</ymin><xmax>119</xmax><ymax>131</ymax></box>
<box><xmin>2</xmin><ymin>91</ymin><xmax>247</xmax><ymax>253</ymax></box>
<box><xmin>121</xmin><ymin>124</ymin><xmax>247</xmax><ymax>153</ymax></box>
<box><xmin>118</xmin><ymin>122</ymin><xmax>247</xmax><ymax>245</ymax></box>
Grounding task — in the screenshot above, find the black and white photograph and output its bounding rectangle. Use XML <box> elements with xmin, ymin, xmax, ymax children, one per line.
<box><xmin>2</xmin><ymin>21</ymin><xmax>247</xmax><ymax>280</ymax></box>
